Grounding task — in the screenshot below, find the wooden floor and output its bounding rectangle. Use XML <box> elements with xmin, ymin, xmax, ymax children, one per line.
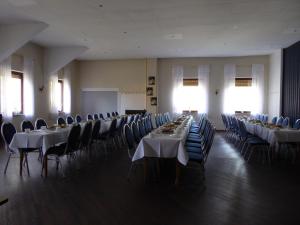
<box><xmin>1</xmin><ymin>133</ymin><xmax>300</xmax><ymax>225</ymax></box>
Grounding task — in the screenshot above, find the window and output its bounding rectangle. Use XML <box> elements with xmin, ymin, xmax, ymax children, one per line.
<box><xmin>57</xmin><ymin>79</ymin><xmax>64</xmax><ymax>112</ymax></box>
<box><xmin>233</xmin><ymin>77</ymin><xmax>254</xmax><ymax>113</ymax></box>
<box><xmin>11</xmin><ymin>71</ymin><xmax>23</xmax><ymax>114</ymax></box>
<box><xmin>180</xmin><ymin>78</ymin><xmax>201</xmax><ymax>112</ymax></box>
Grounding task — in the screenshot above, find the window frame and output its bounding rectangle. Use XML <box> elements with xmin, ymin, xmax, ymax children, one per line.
<box><xmin>11</xmin><ymin>71</ymin><xmax>24</xmax><ymax>115</ymax></box>
<box><xmin>58</xmin><ymin>79</ymin><xmax>64</xmax><ymax>113</ymax></box>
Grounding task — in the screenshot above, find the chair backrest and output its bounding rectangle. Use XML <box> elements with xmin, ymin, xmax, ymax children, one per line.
<box><xmin>57</xmin><ymin>117</ymin><xmax>66</xmax><ymax>125</ymax></box>
<box><xmin>282</xmin><ymin>117</ymin><xmax>290</xmax><ymax>128</ymax></box>
<box><xmin>276</xmin><ymin>116</ymin><xmax>284</xmax><ymax>126</ymax></box>
<box><xmin>271</xmin><ymin>116</ymin><xmax>277</xmax><ymax>125</ymax></box>
<box><xmin>66</xmin><ymin>116</ymin><xmax>74</xmax><ymax>125</ymax></box>
<box><xmin>65</xmin><ymin>124</ymin><xmax>81</xmax><ymax>154</ymax></box>
<box><xmin>108</xmin><ymin>118</ymin><xmax>117</xmax><ymax>136</ymax></box>
<box><xmin>115</xmin><ymin>112</ymin><xmax>119</xmax><ymax>116</ymax></box>
<box><xmin>93</xmin><ymin>114</ymin><xmax>99</xmax><ymax>120</ymax></box>
<box><xmin>294</xmin><ymin>119</ymin><xmax>300</xmax><ymax>129</ymax></box>
<box><xmin>107</xmin><ymin>112</ymin><xmax>111</xmax><ymax>118</ymax></box>
<box><xmin>80</xmin><ymin>121</ymin><xmax>92</xmax><ymax>147</ymax></box>
<box><xmin>137</xmin><ymin>120</ymin><xmax>147</xmax><ymax>137</ymax></box>
<box><xmin>112</xmin><ymin>112</ymin><xmax>116</xmax><ymax>117</ymax></box>
<box><xmin>131</xmin><ymin>121</ymin><xmax>141</xmax><ymax>143</ymax></box>
<box><xmin>75</xmin><ymin>115</ymin><xmax>82</xmax><ymax>123</ymax></box>
<box><xmin>21</xmin><ymin>120</ymin><xmax>34</xmax><ymax>131</ymax></box>
<box><xmin>99</xmin><ymin>113</ymin><xmax>104</xmax><ymax>120</ymax></box>
<box><xmin>87</xmin><ymin>114</ymin><xmax>93</xmax><ymax>121</ymax></box>
<box><xmin>35</xmin><ymin>118</ymin><xmax>47</xmax><ymax>129</ymax></box>
<box><xmin>123</xmin><ymin>124</ymin><xmax>135</xmax><ymax>158</ymax></box>
<box><xmin>1</xmin><ymin>122</ymin><xmax>16</xmax><ymax>151</ymax></box>
<box><xmin>91</xmin><ymin>120</ymin><xmax>101</xmax><ymax>140</ymax></box>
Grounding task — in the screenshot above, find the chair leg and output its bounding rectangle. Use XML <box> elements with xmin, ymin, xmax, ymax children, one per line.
<box><xmin>25</xmin><ymin>153</ymin><xmax>30</xmax><ymax>176</ymax></box>
<box><xmin>4</xmin><ymin>153</ymin><xmax>12</xmax><ymax>174</ymax></box>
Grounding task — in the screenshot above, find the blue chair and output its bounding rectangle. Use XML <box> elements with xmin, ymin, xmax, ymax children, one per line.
<box><xmin>294</xmin><ymin>119</ymin><xmax>300</xmax><ymax>129</ymax></box>
<box><xmin>35</xmin><ymin>118</ymin><xmax>48</xmax><ymax>129</ymax></box>
<box><xmin>107</xmin><ymin>113</ymin><xmax>111</xmax><ymax>118</ymax></box>
<box><xmin>271</xmin><ymin>116</ymin><xmax>277</xmax><ymax>125</ymax></box>
<box><xmin>57</xmin><ymin>117</ymin><xmax>66</xmax><ymax>125</ymax></box>
<box><xmin>115</xmin><ymin>112</ymin><xmax>119</xmax><ymax>116</ymax></box>
<box><xmin>112</xmin><ymin>112</ymin><xmax>116</xmax><ymax>117</ymax></box>
<box><xmin>99</xmin><ymin>113</ymin><xmax>104</xmax><ymax>120</ymax></box>
<box><xmin>137</xmin><ymin>120</ymin><xmax>147</xmax><ymax>138</ymax></box>
<box><xmin>66</xmin><ymin>116</ymin><xmax>74</xmax><ymax>125</ymax></box>
<box><xmin>282</xmin><ymin>117</ymin><xmax>290</xmax><ymax>128</ymax></box>
<box><xmin>87</xmin><ymin>114</ymin><xmax>93</xmax><ymax>121</ymax></box>
<box><xmin>21</xmin><ymin>120</ymin><xmax>34</xmax><ymax>131</ymax></box>
<box><xmin>276</xmin><ymin>116</ymin><xmax>284</xmax><ymax>126</ymax></box>
<box><xmin>93</xmin><ymin>114</ymin><xmax>99</xmax><ymax>120</ymax></box>
<box><xmin>75</xmin><ymin>115</ymin><xmax>82</xmax><ymax>123</ymax></box>
<box><xmin>131</xmin><ymin>121</ymin><xmax>141</xmax><ymax>144</ymax></box>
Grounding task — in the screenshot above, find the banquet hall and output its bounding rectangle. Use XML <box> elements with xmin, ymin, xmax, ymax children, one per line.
<box><xmin>1</xmin><ymin>0</ymin><xmax>300</xmax><ymax>224</ymax></box>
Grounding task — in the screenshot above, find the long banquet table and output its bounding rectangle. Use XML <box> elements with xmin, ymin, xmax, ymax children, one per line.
<box><xmin>9</xmin><ymin>118</ymin><xmax>122</xmax><ymax>176</ymax></box>
<box><xmin>132</xmin><ymin>116</ymin><xmax>192</xmax><ymax>184</ymax></box>
<box><xmin>244</xmin><ymin>121</ymin><xmax>300</xmax><ymax>147</ymax></box>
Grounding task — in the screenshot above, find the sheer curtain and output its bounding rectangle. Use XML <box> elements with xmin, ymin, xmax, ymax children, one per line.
<box><xmin>252</xmin><ymin>64</ymin><xmax>264</xmax><ymax>114</ymax></box>
<box><xmin>198</xmin><ymin>65</ymin><xmax>209</xmax><ymax>114</ymax></box>
<box><xmin>0</xmin><ymin>58</ymin><xmax>13</xmax><ymax>118</ymax></box>
<box><xmin>223</xmin><ymin>64</ymin><xmax>236</xmax><ymax>114</ymax></box>
<box><xmin>49</xmin><ymin>73</ymin><xmax>59</xmax><ymax>116</ymax></box>
<box><xmin>172</xmin><ymin>65</ymin><xmax>183</xmax><ymax>115</ymax></box>
<box><xmin>63</xmin><ymin>68</ymin><xmax>71</xmax><ymax>114</ymax></box>
<box><xmin>23</xmin><ymin>57</ymin><xmax>35</xmax><ymax>117</ymax></box>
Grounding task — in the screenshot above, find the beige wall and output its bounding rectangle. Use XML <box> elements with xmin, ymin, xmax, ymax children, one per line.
<box><xmin>157</xmin><ymin>56</ymin><xmax>270</xmax><ymax>129</ymax></box>
<box><xmin>79</xmin><ymin>59</ymin><xmax>147</xmax><ymax>92</ymax></box>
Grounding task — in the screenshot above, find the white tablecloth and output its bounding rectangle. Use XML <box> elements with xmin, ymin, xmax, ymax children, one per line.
<box><xmin>9</xmin><ymin>128</ymin><xmax>70</xmax><ymax>154</ymax></box>
<box><xmin>244</xmin><ymin>122</ymin><xmax>300</xmax><ymax>146</ymax></box>
<box><xmin>132</xmin><ymin>117</ymin><xmax>192</xmax><ymax>165</ymax></box>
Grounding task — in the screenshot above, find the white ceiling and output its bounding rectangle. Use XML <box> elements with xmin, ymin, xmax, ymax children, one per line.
<box><xmin>1</xmin><ymin>0</ymin><xmax>300</xmax><ymax>60</ymax></box>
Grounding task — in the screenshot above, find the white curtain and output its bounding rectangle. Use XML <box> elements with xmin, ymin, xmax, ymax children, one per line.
<box><xmin>49</xmin><ymin>73</ymin><xmax>59</xmax><ymax>115</ymax></box>
<box><xmin>172</xmin><ymin>65</ymin><xmax>183</xmax><ymax>115</ymax></box>
<box><xmin>252</xmin><ymin>64</ymin><xmax>264</xmax><ymax>114</ymax></box>
<box><xmin>23</xmin><ymin>57</ymin><xmax>35</xmax><ymax>117</ymax></box>
<box><xmin>0</xmin><ymin>58</ymin><xmax>13</xmax><ymax>118</ymax></box>
<box><xmin>223</xmin><ymin>64</ymin><xmax>236</xmax><ymax>114</ymax></box>
<box><xmin>63</xmin><ymin>68</ymin><xmax>71</xmax><ymax>114</ymax></box>
<box><xmin>198</xmin><ymin>65</ymin><xmax>209</xmax><ymax>114</ymax></box>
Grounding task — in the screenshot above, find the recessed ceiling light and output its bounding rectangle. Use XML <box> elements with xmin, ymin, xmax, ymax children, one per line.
<box><xmin>137</xmin><ymin>46</ymin><xmax>141</xmax><ymax>48</ymax></box>
<box><xmin>164</xmin><ymin>34</ymin><xmax>183</xmax><ymax>40</ymax></box>
<box><xmin>123</xmin><ymin>31</ymin><xmax>127</xmax><ymax>34</ymax></box>
<box><xmin>99</xmin><ymin>4</ymin><xmax>103</xmax><ymax>7</ymax></box>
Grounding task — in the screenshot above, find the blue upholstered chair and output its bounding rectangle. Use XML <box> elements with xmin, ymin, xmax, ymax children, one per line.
<box><xmin>93</xmin><ymin>114</ymin><xmax>99</xmax><ymax>120</ymax></box>
<box><xmin>271</xmin><ymin>116</ymin><xmax>277</xmax><ymax>125</ymax></box>
<box><xmin>35</xmin><ymin>118</ymin><xmax>48</xmax><ymax>129</ymax></box>
<box><xmin>87</xmin><ymin>114</ymin><xmax>93</xmax><ymax>121</ymax></box>
<box><xmin>282</xmin><ymin>117</ymin><xmax>290</xmax><ymax>128</ymax></box>
<box><xmin>75</xmin><ymin>115</ymin><xmax>82</xmax><ymax>123</ymax></box>
<box><xmin>57</xmin><ymin>117</ymin><xmax>66</xmax><ymax>126</ymax></box>
<box><xmin>276</xmin><ymin>116</ymin><xmax>284</xmax><ymax>126</ymax></box>
<box><xmin>294</xmin><ymin>119</ymin><xmax>300</xmax><ymax>129</ymax></box>
<box><xmin>21</xmin><ymin>120</ymin><xmax>34</xmax><ymax>131</ymax></box>
<box><xmin>66</xmin><ymin>116</ymin><xmax>74</xmax><ymax>125</ymax></box>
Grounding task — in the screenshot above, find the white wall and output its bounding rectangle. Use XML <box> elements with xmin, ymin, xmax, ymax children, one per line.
<box><xmin>157</xmin><ymin>56</ymin><xmax>270</xmax><ymax>130</ymax></box>
<box><xmin>268</xmin><ymin>49</ymin><xmax>282</xmax><ymax>120</ymax></box>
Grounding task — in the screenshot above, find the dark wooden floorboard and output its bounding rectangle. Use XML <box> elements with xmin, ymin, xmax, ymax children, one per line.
<box><xmin>1</xmin><ymin>133</ymin><xmax>300</xmax><ymax>225</ymax></box>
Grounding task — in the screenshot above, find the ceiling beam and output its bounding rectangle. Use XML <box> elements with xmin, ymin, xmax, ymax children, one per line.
<box><xmin>43</xmin><ymin>46</ymin><xmax>88</xmax><ymax>75</ymax></box>
<box><xmin>0</xmin><ymin>22</ymin><xmax>48</xmax><ymax>62</ymax></box>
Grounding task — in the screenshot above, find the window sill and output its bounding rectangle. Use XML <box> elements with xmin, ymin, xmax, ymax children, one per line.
<box><xmin>12</xmin><ymin>113</ymin><xmax>24</xmax><ymax>117</ymax></box>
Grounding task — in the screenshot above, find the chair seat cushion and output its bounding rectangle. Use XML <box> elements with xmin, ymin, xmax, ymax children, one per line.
<box><xmin>188</xmin><ymin>152</ymin><xmax>204</xmax><ymax>162</ymax></box>
<box><xmin>46</xmin><ymin>143</ymin><xmax>67</xmax><ymax>156</ymax></box>
<box><xmin>186</xmin><ymin>146</ymin><xmax>203</xmax><ymax>154</ymax></box>
<box><xmin>185</xmin><ymin>142</ymin><xmax>203</xmax><ymax>148</ymax></box>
